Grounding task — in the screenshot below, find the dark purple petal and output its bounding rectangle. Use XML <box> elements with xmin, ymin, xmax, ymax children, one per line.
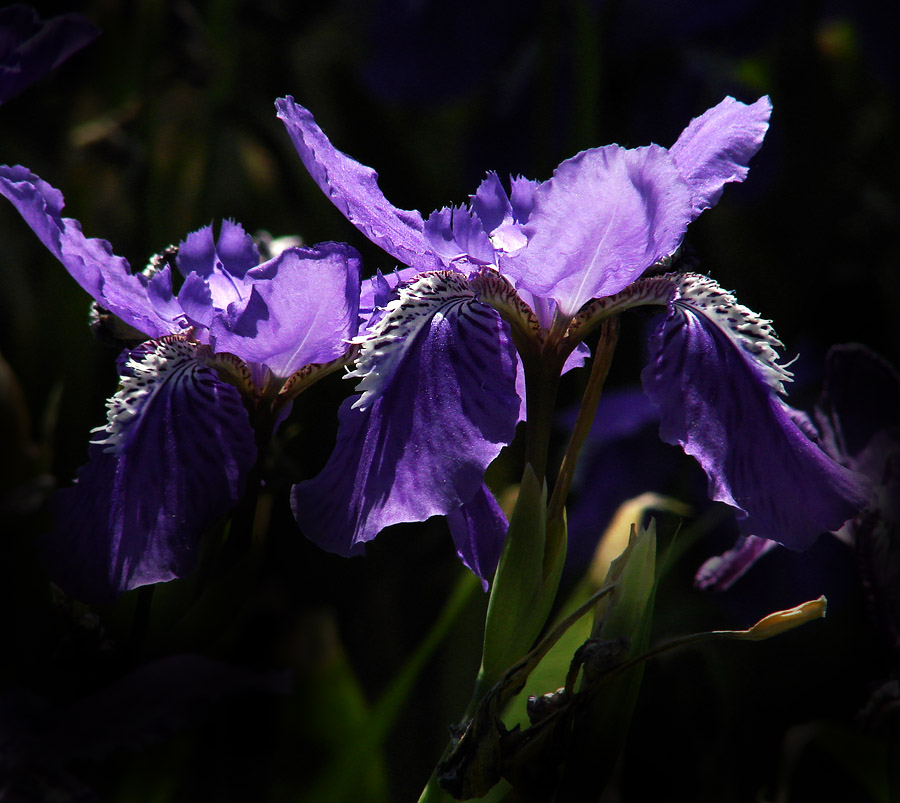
<box><xmin>470</xmin><ymin>172</ymin><xmax>513</xmax><ymax>234</ymax></box>
<box><xmin>291</xmin><ymin>272</ymin><xmax>519</xmax><ymax>560</ymax></box>
<box><xmin>500</xmin><ymin>145</ymin><xmax>691</xmax><ymax>317</ymax></box>
<box><xmin>641</xmin><ymin>275</ymin><xmax>871</xmax><ymax>550</ymax></box>
<box><xmin>0</xmin><ymin>166</ymin><xmax>173</xmax><ymax>338</ymax></box>
<box><xmin>42</xmin><ymin>337</ymin><xmax>257</xmax><ymax>602</ymax></box>
<box><xmin>668</xmin><ymin>96</ymin><xmax>772</xmax><ymax>220</ymax></box>
<box><xmin>0</xmin><ymin>6</ymin><xmax>98</xmax><ymax>105</ymax></box>
<box><xmin>694</xmin><ymin>535</ymin><xmax>778</xmax><ymax>591</ymax></box>
<box><xmin>276</xmin><ymin>97</ymin><xmax>443</xmax><ymax>272</ymax></box>
<box><xmin>210</xmin><ymin>242</ymin><xmax>362</xmax><ymax>377</ymax></box>
<box><xmin>446</xmin><ymin>484</ymin><xmax>509</xmax><ymax>589</ymax></box>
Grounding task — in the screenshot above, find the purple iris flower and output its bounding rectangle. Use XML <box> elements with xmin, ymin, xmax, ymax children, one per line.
<box><xmin>0</xmin><ymin>166</ymin><xmax>361</xmax><ymax>602</ymax></box>
<box><xmin>276</xmin><ymin>94</ymin><xmax>869</xmax><ymax>584</ymax></box>
<box><xmin>0</xmin><ymin>5</ymin><xmax>98</xmax><ymax>105</ymax></box>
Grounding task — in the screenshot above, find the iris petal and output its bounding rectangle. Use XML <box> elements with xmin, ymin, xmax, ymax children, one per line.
<box><xmin>500</xmin><ymin>145</ymin><xmax>691</xmax><ymax>317</ymax></box>
<box><xmin>669</xmin><ymin>96</ymin><xmax>772</xmax><ymax>220</ymax></box>
<box><xmin>42</xmin><ymin>337</ymin><xmax>257</xmax><ymax>601</ymax></box>
<box><xmin>276</xmin><ymin>97</ymin><xmax>442</xmax><ymax>272</ymax></box>
<box><xmin>446</xmin><ymin>484</ymin><xmax>509</xmax><ymax>589</ymax></box>
<box><xmin>641</xmin><ymin>275</ymin><xmax>870</xmax><ymax>549</ymax></box>
<box><xmin>210</xmin><ymin>242</ymin><xmax>361</xmax><ymax>377</ymax></box>
<box><xmin>0</xmin><ymin>166</ymin><xmax>172</xmax><ymax>338</ymax></box>
<box><xmin>291</xmin><ymin>272</ymin><xmax>519</xmax><ymax>559</ymax></box>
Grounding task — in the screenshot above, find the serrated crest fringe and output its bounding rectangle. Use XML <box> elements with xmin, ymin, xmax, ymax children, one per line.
<box><xmin>347</xmin><ymin>271</ymin><xmax>477</xmax><ymax>411</ymax></box>
<box><xmin>675</xmin><ymin>273</ymin><xmax>793</xmax><ymax>395</ymax></box>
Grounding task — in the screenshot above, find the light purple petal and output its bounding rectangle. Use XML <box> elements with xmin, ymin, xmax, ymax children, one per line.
<box><xmin>423</xmin><ymin>205</ymin><xmax>495</xmax><ymax>265</ymax></box>
<box><xmin>176</xmin><ymin>222</ymin><xmax>256</xmax><ymax>312</ymax></box>
<box><xmin>446</xmin><ymin>484</ymin><xmax>509</xmax><ymax>590</ymax></box>
<box><xmin>291</xmin><ymin>273</ymin><xmax>519</xmax><ymax>560</ymax></box>
<box><xmin>210</xmin><ymin>242</ymin><xmax>362</xmax><ymax>377</ymax></box>
<box><xmin>215</xmin><ymin>218</ymin><xmax>260</xmax><ymax>279</ymax></box>
<box><xmin>359</xmin><ymin>266</ymin><xmax>420</xmax><ymax>329</ymax></box>
<box><xmin>177</xmin><ymin>271</ymin><xmax>215</xmax><ymax>328</ymax></box>
<box><xmin>668</xmin><ymin>96</ymin><xmax>772</xmax><ymax>220</ymax></box>
<box><xmin>0</xmin><ymin>166</ymin><xmax>173</xmax><ymax>338</ymax></box>
<box><xmin>0</xmin><ymin>6</ymin><xmax>98</xmax><ymax>105</ymax></box>
<box><xmin>500</xmin><ymin>144</ymin><xmax>691</xmax><ymax>317</ymax></box>
<box><xmin>694</xmin><ymin>535</ymin><xmax>778</xmax><ymax>591</ymax></box>
<box><xmin>276</xmin><ymin>97</ymin><xmax>442</xmax><ymax>272</ymax></box>
<box><xmin>470</xmin><ymin>173</ymin><xmax>531</xmax><ymax>255</ymax></box>
<box><xmin>42</xmin><ymin>337</ymin><xmax>257</xmax><ymax>602</ymax></box>
<box><xmin>641</xmin><ymin>276</ymin><xmax>871</xmax><ymax>550</ymax></box>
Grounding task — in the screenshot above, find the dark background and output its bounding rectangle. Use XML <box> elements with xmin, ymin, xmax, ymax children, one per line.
<box><xmin>1</xmin><ymin>1</ymin><xmax>898</xmax><ymax>801</ymax></box>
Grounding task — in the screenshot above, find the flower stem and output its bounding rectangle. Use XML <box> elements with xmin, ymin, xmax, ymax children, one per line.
<box><xmin>547</xmin><ymin>317</ymin><xmax>620</xmax><ymax>524</ymax></box>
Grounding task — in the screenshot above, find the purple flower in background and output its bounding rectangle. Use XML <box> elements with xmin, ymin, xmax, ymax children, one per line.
<box><xmin>0</xmin><ymin>5</ymin><xmax>98</xmax><ymax>105</ymax></box>
<box><xmin>698</xmin><ymin>345</ymin><xmax>898</xmax><ymax>612</ymax></box>
<box><xmin>277</xmin><ymin>94</ymin><xmax>868</xmax><ymax>582</ymax></box>
<box><xmin>0</xmin><ymin>166</ymin><xmax>361</xmax><ymax>601</ymax></box>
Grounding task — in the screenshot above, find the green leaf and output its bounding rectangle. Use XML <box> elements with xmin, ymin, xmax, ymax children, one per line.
<box><xmin>479</xmin><ymin>464</ymin><xmax>556</xmax><ymax>690</ymax></box>
<box><xmin>555</xmin><ymin>519</ymin><xmax>659</xmax><ymax>796</ymax></box>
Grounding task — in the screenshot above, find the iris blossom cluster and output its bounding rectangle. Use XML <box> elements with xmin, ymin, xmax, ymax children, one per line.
<box><xmin>0</xmin><ymin>166</ymin><xmax>362</xmax><ymax>601</ymax></box>
<box><xmin>277</xmin><ymin>94</ymin><xmax>869</xmax><ymax>582</ymax></box>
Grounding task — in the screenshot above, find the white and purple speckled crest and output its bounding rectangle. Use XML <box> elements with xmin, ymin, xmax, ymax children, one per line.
<box><xmin>291</xmin><ymin>271</ymin><xmax>519</xmax><ymax>581</ymax></box>
<box><xmin>42</xmin><ymin>337</ymin><xmax>257</xmax><ymax>601</ymax></box>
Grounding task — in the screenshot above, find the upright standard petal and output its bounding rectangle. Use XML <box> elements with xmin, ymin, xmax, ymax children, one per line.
<box><xmin>500</xmin><ymin>145</ymin><xmax>691</xmax><ymax>317</ymax></box>
<box><xmin>42</xmin><ymin>336</ymin><xmax>257</xmax><ymax>602</ymax></box>
<box><xmin>210</xmin><ymin>242</ymin><xmax>362</xmax><ymax>377</ymax></box>
<box><xmin>276</xmin><ymin>97</ymin><xmax>442</xmax><ymax>272</ymax></box>
<box><xmin>668</xmin><ymin>96</ymin><xmax>772</xmax><ymax>220</ymax></box>
<box><xmin>641</xmin><ymin>274</ymin><xmax>870</xmax><ymax>550</ymax></box>
<box><xmin>0</xmin><ymin>166</ymin><xmax>173</xmax><ymax>338</ymax></box>
<box><xmin>291</xmin><ymin>272</ymin><xmax>519</xmax><ymax>558</ymax></box>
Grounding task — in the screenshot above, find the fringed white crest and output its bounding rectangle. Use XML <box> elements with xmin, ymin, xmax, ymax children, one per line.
<box><xmin>91</xmin><ymin>335</ymin><xmax>209</xmax><ymax>454</ymax></box>
<box><xmin>347</xmin><ymin>270</ymin><xmax>477</xmax><ymax>411</ymax></box>
<box><xmin>674</xmin><ymin>272</ymin><xmax>793</xmax><ymax>395</ymax></box>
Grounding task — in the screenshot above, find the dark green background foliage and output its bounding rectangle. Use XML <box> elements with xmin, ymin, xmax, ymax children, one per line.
<box><xmin>1</xmin><ymin>1</ymin><xmax>898</xmax><ymax>801</ymax></box>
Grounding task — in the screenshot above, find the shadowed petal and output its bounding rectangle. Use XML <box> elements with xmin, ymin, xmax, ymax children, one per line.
<box><xmin>210</xmin><ymin>242</ymin><xmax>362</xmax><ymax>377</ymax></box>
<box><xmin>42</xmin><ymin>337</ymin><xmax>257</xmax><ymax>602</ymax></box>
<box><xmin>446</xmin><ymin>484</ymin><xmax>509</xmax><ymax>589</ymax></box>
<box><xmin>501</xmin><ymin>145</ymin><xmax>691</xmax><ymax>316</ymax></box>
<box><xmin>641</xmin><ymin>274</ymin><xmax>870</xmax><ymax>549</ymax></box>
<box><xmin>694</xmin><ymin>535</ymin><xmax>778</xmax><ymax>590</ymax></box>
<box><xmin>669</xmin><ymin>96</ymin><xmax>772</xmax><ymax>220</ymax></box>
<box><xmin>291</xmin><ymin>272</ymin><xmax>519</xmax><ymax>560</ymax></box>
<box><xmin>276</xmin><ymin>97</ymin><xmax>442</xmax><ymax>272</ymax></box>
<box><xmin>0</xmin><ymin>6</ymin><xmax>98</xmax><ymax>105</ymax></box>
<box><xmin>0</xmin><ymin>166</ymin><xmax>173</xmax><ymax>338</ymax></box>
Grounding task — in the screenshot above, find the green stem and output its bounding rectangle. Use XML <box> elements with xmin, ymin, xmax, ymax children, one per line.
<box><xmin>547</xmin><ymin>317</ymin><xmax>620</xmax><ymax>523</ymax></box>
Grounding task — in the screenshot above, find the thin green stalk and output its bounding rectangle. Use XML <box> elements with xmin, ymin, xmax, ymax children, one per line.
<box><xmin>547</xmin><ymin>317</ymin><xmax>620</xmax><ymax>523</ymax></box>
